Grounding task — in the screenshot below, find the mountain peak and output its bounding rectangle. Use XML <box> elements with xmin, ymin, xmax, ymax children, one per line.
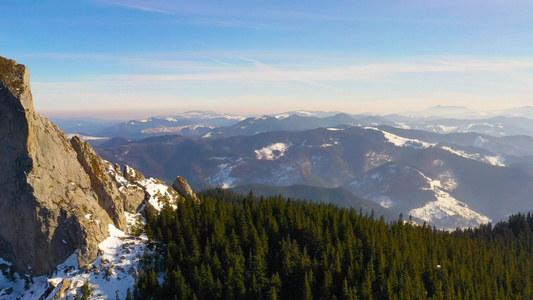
<box><xmin>0</xmin><ymin>56</ymin><xmax>33</xmax><ymax>114</ymax></box>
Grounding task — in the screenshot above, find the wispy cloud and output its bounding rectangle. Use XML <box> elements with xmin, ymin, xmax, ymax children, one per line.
<box><xmin>29</xmin><ymin>51</ymin><xmax>533</xmax><ymax>82</ymax></box>
<box><xmin>108</xmin><ymin>1</ymin><xmax>175</xmax><ymax>15</ymax></box>
<box><xmin>96</xmin><ymin>56</ymin><xmax>533</xmax><ymax>86</ymax></box>
<box><xmin>189</xmin><ymin>18</ymin><xmax>271</xmax><ymax>30</ymax></box>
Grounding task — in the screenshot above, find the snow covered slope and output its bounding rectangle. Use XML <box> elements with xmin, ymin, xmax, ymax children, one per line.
<box><xmin>0</xmin><ymin>214</ymin><xmax>148</xmax><ymax>299</ymax></box>
<box><xmin>0</xmin><ymin>168</ymin><xmax>185</xmax><ymax>299</ymax></box>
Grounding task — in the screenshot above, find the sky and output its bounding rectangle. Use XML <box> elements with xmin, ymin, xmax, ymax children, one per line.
<box><xmin>1</xmin><ymin>0</ymin><xmax>533</xmax><ymax>119</ymax></box>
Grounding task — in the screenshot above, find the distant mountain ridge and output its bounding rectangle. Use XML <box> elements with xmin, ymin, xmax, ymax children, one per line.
<box><xmin>54</xmin><ymin>106</ymin><xmax>533</xmax><ymax>144</ymax></box>
<box><xmin>96</xmin><ymin>124</ymin><xmax>533</xmax><ymax>229</ymax></box>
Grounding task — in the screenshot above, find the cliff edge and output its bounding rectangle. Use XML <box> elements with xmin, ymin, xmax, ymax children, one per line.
<box><xmin>0</xmin><ymin>57</ymin><xmax>121</xmax><ymax>276</ymax></box>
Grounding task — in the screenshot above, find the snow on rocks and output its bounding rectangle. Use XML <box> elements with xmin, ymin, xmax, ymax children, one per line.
<box><xmin>0</xmin><ymin>219</ymin><xmax>149</xmax><ymax>300</ymax></box>
<box><xmin>138</xmin><ymin>178</ymin><xmax>181</xmax><ymax>213</ymax></box>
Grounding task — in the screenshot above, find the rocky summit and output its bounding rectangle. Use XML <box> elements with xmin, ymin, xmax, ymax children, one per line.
<box><xmin>0</xmin><ymin>56</ymin><xmax>187</xmax><ymax>278</ymax></box>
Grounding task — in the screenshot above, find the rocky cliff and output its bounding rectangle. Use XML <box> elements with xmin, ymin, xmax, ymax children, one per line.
<box><xmin>0</xmin><ymin>56</ymin><xmax>148</xmax><ymax>276</ymax></box>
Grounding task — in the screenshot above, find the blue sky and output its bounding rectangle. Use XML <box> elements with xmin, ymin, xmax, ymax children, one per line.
<box><xmin>1</xmin><ymin>0</ymin><xmax>533</xmax><ymax>118</ymax></box>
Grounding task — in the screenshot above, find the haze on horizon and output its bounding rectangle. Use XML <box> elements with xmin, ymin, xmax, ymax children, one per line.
<box><xmin>1</xmin><ymin>0</ymin><xmax>533</xmax><ymax>119</ymax></box>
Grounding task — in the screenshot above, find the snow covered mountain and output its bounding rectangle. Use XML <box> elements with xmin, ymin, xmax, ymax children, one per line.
<box><xmin>96</xmin><ymin>125</ymin><xmax>533</xmax><ymax>229</ymax></box>
<box><xmin>50</xmin><ymin>117</ymin><xmax>125</xmax><ymax>136</ymax></box>
<box><xmin>269</xmin><ymin>110</ymin><xmax>343</xmax><ymax>119</ymax></box>
<box><xmin>205</xmin><ymin>113</ymin><xmax>410</xmax><ymax>138</ymax></box>
<box><xmin>53</xmin><ymin>108</ymin><xmax>533</xmax><ymax>144</ymax></box>
<box><xmin>92</xmin><ymin>111</ymin><xmax>244</xmax><ymax>139</ymax></box>
<box><xmin>393</xmin><ymin>116</ymin><xmax>533</xmax><ymax>137</ymax></box>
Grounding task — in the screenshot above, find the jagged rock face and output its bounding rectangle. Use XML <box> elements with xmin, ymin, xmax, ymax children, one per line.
<box><xmin>0</xmin><ymin>57</ymin><xmax>114</xmax><ymax>276</ymax></box>
<box><xmin>107</xmin><ymin>164</ymin><xmax>146</xmax><ymax>213</ymax></box>
<box><xmin>172</xmin><ymin>176</ymin><xmax>198</xmax><ymax>201</ymax></box>
<box><xmin>124</xmin><ymin>165</ymin><xmax>145</xmax><ymax>183</ymax></box>
<box><xmin>70</xmin><ymin>136</ymin><xmax>127</xmax><ymax>230</ymax></box>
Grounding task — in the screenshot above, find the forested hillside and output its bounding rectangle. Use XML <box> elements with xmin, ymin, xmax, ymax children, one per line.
<box><xmin>136</xmin><ymin>189</ymin><xmax>533</xmax><ymax>299</ymax></box>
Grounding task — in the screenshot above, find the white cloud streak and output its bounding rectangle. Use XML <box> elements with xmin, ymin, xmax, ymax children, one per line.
<box><xmin>96</xmin><ymin>57</ymin><xmax>533</xmax><ymax>87</ymax></box>
<box><xmin>108</xmin><ymin>1</ymin><xmax>176</xmax><ymax>15</ymax></box>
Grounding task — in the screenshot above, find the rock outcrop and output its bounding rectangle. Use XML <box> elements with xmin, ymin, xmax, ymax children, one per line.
<box><xmin>106</xmin><ymin>163</ymin><xmax>146</xmax><ymax>214</ymax></box>
<box><xmin>172</xmin><ymin>176</ymin><xmax>198</xmax><ymax>201</ymax></box>
<box><xmin>0</xmin><ymin>56</ymin><xmax>117</xmax><ymax>275</ymax></box>
<box><xmin>124</xmin><ymin>165</ymin><xmax>145</xmax><ymax>183</ymax></box>
<box><xmin>70</xmin><ymin>136</ymin><xmax>127</xmax><ymax>230</ymax></box>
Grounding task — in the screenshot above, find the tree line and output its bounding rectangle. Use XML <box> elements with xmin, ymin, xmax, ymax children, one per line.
<box><xmin>135</xmin><ymin>188</ymin><xmax>533</xmax><ymax>299</ymax></box>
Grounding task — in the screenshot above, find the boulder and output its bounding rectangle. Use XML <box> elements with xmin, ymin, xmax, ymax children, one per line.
<box><xmin>172</xmin><ymin>176</ymin><xmax>198</xmax><ymax>201</ymax></box>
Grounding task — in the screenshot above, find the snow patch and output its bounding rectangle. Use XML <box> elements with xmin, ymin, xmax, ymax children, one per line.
<box><xmin>370</xmin><ymin>195</ymin><xmax>394</xmax><ymax>208</ymax></box>
<box><xmin>139</xmin><ymin>178</ymin><xmax>180</xmax><ymax>212</ymax></box>
<box><xmin>255</xmin><ymin>143</ymin><xmax>290</xmax><ymax>160</ymax></box>
<box><xmin>0</xmin><ymin>258</ymin><xmax>12</xmax><ymax>266</ymax></box>
<box><xmin>0</xmin><ymin>220</ymin><xmax>149</xmax><ymax>299</ymax></box>
<box><xmin>475</xmin><ymin>136</ymin><xmax>488</xmax><ymax>147</ymax></box>
<box><xmin>67</xmin><ymin>134</ymin><xmax>109</xmax><ymax>141</ymax></box>
<box><xmin>409</xmin><ymin>170</ymin><xmax>490</xmax><ymax>229</ymax></box>
<box><xmin>395</xmin><ymin>122</ymin><xmax>410</xmax><ymax>129</ymax></box>
<box><xmin>141</xmin><ymin>123</ymin><xmax>214</xmax><ymax>134</ymax></box>
<box><xmin>364</xmin><ymin>151</ymin><xmax>392</xmax><ymax>172</ymax></box>
<box><xmin>440</xmin><ymin>146</ymin><xmax>505</xmax><ymax>167</ymax></box>
<box><xmin>261</xmin><ymin>163</ymin><xmax>299</xmax><ymax>185</ymax></box>
<box><xmin>365</xmin><ymin>127</ymin><xmax>435</xmax><ymax>148</ymax></box>
<box><xmin>274</xmin><ymin>113</ymin><xmax>291</xmax><ymax>119</ymax></box>
<box><xmin>206</xmin><ymin>158</ymin><xmax>245</xmax><ymax>188</ymax></box>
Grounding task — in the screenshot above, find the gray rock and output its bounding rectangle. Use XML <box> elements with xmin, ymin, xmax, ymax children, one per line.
<box><xmin>121</xmin><ymin>184</ymin><xmax>146</xmax><ymax>213</ymax></box>
<box><xmin>107</xmin><ymin>163</ymin><xmax>147</xmax><ymax>213</ymax></box>
<box><xmin>123</xmin><ymin>165</ymin><xmax>145</xmax><ymax>183</ymax></box>
<box><xmin>0</xmin><ymin>56</ymin><xmax>113</xmax><ymax>275</ymax></box>
<box><xmin>70</xmin><ymin>136</ymin><xmax>127</xmax><ymax>230</ymax></box>
<box><xmin>172</xmin><ymin>176</ymin><xmax>198</xmax><ymax>201</ymax></box>
<box><xmin>52</xmin><ymin>278</ymin><xmax>71</xmax><ymax>300</ymax></box>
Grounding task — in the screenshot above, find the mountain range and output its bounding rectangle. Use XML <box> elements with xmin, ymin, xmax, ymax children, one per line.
<box><xmin>95</xmin><ymin>122</ymin><xmax>533</xmax><ymax>229</ymax></box>
<box><xmin>56</xmin><ymin>107</ymin><xmax>533</xmax><ymax>144</ymax></box>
